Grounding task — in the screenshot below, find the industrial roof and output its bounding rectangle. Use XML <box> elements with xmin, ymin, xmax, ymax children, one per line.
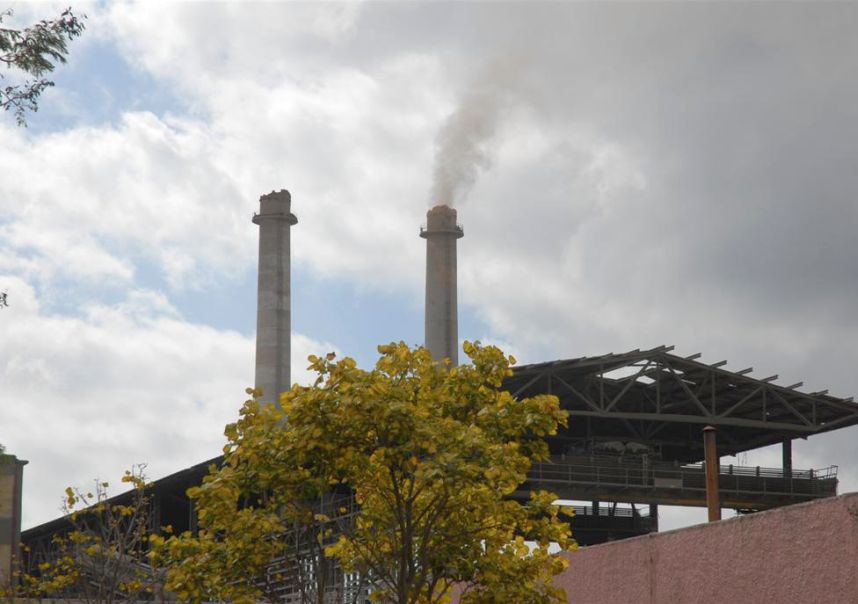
<box><xmin>506</xmin><ymin>345</ymin><xmax>858</xmax><ymax>459</ymax></box>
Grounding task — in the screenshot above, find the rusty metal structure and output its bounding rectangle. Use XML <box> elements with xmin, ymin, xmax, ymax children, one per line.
<box><xmin>508</xmin><ymin>344</ymin><xmax>855</xmax><ymax>542</ymax></box>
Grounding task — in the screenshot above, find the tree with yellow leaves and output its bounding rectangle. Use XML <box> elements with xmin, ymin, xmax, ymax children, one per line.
<box><xmin>154</xmin><ymin>342</ymin><xmax>575</xmax><ymax>604</ymax></box>
<box><xmin>6</xmin><ymin>465</ymin><xmax>163</xmax><ymax>604</ymax></box>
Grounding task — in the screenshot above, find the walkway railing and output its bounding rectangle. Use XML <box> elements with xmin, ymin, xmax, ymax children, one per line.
<box><xmin>526</xmin><ymin>455</ymin><xmax>838</xmax><ymax>505</ymax></box>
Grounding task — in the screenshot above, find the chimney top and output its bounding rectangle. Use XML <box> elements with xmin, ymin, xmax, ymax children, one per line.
<box><xmin>261</xmin><ymin>189</ymin><xmax>291</xmax><ymax>201</ymax></box>
<box><xmin>421</xmin><ymin>205</ymin><xmax>463</xmax><ymax>238</ymax></box>
<box><xmin>254</xmin><ymin>189</ymin><xmax>297</xmax><ymax>225</ymax></box>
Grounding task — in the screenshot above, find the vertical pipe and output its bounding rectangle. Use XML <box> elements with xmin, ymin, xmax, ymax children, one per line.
<box><xmin>420</xmin><ymin>205</ymin><xmax>464</xmax><ymax>365</ymax></box>
<box><xmin>782</xmin><ymin>438</ymin><xmax>793</xmax><ymax>477</ymax></box>
<box><xmin>253</xmin><ymin>190</ymin><xmax>298</xmax><ymax>406</ymax></box>
<box><xmin>703</xmin><ymin>425</ymin><xmax>721</xmax><ymax>521</ymax></box>
<box><xmin>783</xmin><ymin>438</ymin><xmax>793</xmax><ymax>494</ymax></box>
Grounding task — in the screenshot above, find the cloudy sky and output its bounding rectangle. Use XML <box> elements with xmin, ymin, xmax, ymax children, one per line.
<box><xmin>2</xmin><ymin>1</ymin><xmax>858</xmax><ymax>532</ymax></box>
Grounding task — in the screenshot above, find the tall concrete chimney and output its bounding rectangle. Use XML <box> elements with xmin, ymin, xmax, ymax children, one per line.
<box><xmin>253</xmin><ymin>190</ymin><xmax>297</xmax><ymax>406</ymax></box>
<box><xmin>420</xmin><ymin>205</ymin><xmax>464</xmax><ymax>365</ymax></box>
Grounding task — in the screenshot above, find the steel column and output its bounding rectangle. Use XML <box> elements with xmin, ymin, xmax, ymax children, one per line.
<box><xmin>703</xmin><ymin>425</ymin><xmax>721</xmax><ymax>521</ymax></box>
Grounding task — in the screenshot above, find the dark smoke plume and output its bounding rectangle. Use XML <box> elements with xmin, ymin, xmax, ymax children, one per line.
<box><xmin>429</xmin><ymin>59</ymin><xmax>522</xmax><ymax>206</ymax></box>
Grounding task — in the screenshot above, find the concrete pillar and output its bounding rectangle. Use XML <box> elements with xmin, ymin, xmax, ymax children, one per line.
<box><xmin>253</xmin><ymin>190</ymin><xmax>298</xmax><ymax>406</ymax></box>
<box><xmin>420</xmin><ymin>205</ymin><xmax>463</xmax><ymax>365</ymax></box>
<box><xmin>0</xmin><ymin>453</ymin><xmax>27</xmax><ymax>587</ymax></box>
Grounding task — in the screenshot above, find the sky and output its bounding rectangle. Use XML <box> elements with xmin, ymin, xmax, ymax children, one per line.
<box><xmin>2</xmin><ymin>1</ymin><xmax>858</xmax><ymax>533</ymax></box>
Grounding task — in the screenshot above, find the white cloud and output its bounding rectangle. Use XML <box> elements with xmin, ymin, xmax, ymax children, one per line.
<box><xmin>105</xmin><ymin>2</ymin><xmax>364</xmax><ymax>99</ymax></box>
<box><xmin>0</xmin><ymin>113</ymin><xmax>255</xmax><ymax>290</ymax></box>
<box><xmin>0</xmin><ymin>276</ymin><xmax>336</xmax><ymax>528</ymax></box>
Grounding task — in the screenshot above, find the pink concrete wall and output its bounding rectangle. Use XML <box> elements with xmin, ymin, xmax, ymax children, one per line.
<box><xmin>555</xmin><ymin>492</ymin><xmax>858</xmax><ymax>604</ymax></box>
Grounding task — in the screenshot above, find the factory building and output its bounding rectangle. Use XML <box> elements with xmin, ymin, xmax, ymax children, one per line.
<box><xmin>13</xmin><ymin>189</ymin><xmax>858</xmax><ymax>601</ymax></box>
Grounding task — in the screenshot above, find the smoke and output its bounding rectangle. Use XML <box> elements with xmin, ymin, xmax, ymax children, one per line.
<box><xmin>429</xmin><ymin>59</ymin><xmax>522</xmax><ymax>206</ymax></box>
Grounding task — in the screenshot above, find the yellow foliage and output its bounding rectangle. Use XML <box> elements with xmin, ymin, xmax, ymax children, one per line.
<box><xmin>155</xmin><ymin>341</ymin><xmax>573</xmax><ymax>604</ymax></box>
<box><xmin>11</xmin><ymin>465</ymin><xmax>160</xmax><ymax>601</ymax></box>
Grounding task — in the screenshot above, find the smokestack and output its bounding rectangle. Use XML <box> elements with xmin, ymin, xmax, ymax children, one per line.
<box><xmin>252</xmin><ymin>190</ymin><xmax>297</xmax><ymax>406</ymax></box>
<box><xmin>420</xmin><ymin>205</ymin><xmax>464</xmax><ymax>365</ymax></box>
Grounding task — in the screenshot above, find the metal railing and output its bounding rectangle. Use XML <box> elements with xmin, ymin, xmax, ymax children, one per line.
<box><xmin>683</xmin><ymin>462</ymin><xmax>838</xmax><ymax>481</ymax></box>
<box><xmin>570</xmin><ymin>504</ymin><xmax>650</xmax><ymax>518</ymax></box>
<box><xmin>527</xmin><ymin>455</ymin><xmax>838</xmax><ymax>501</ymax></box>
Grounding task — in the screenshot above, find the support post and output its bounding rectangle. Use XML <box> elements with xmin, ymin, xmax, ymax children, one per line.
<box><xmin>703</xmin><ymin>426</ymin><xmax>721</xmax><ymax>522</ymax></box>
<box><xmin>649</xmin><ymin>503</ymin><xmax>659</xmax><ymax>532</ymax></box>
<box><xmin>782</xmin><ymin>438</ymin><xmax>793</xmax><ymax>478</ymax></box>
